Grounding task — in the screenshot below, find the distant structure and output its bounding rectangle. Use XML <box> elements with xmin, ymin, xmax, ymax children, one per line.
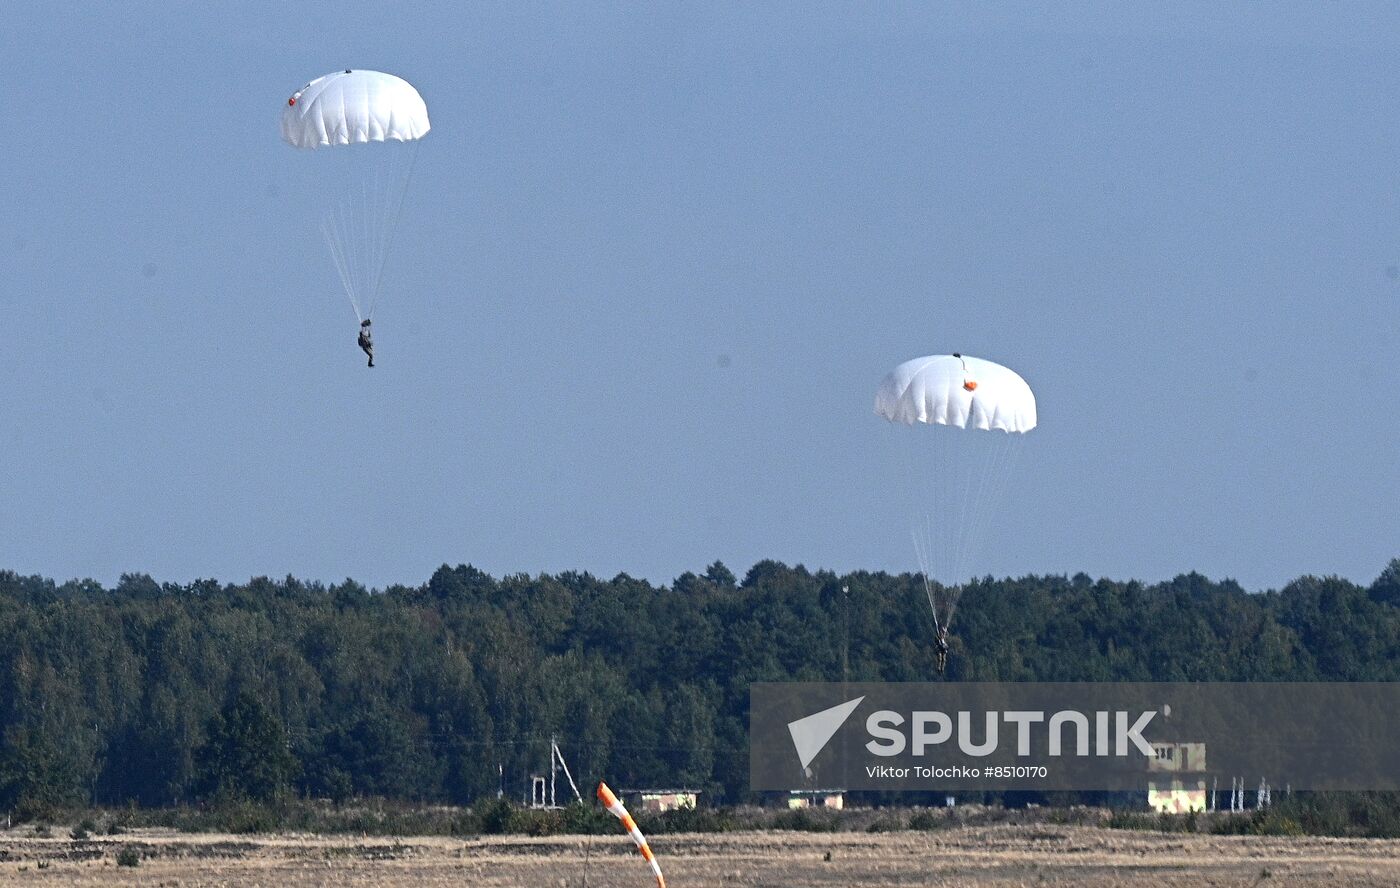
<box><xmin>528</xmin><ymin>737</ymin><xmax>582</xmax><ymax>809</ymax></box>
<box><xmin>528</xmin><ymin>774</ymin><xmax>548</xmax><ymax>808</ymax></box>
<box><xmin>1146</xmin><ymin>742</ymin><xmax>1208</xmax><ymax>813</ymax></box>
<box><xmin>621</xmin><ymin>789</ymin><xmax>701</xmax><ymax>813</ymax></box>
<box><xmin>786</xmin><ymin>789</ymin><xmax>845</xmax><ymax>810</ymax></box>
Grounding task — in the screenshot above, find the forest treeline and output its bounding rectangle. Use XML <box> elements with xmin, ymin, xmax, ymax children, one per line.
<box><xmin>2</xmin><ymin>559</ymin><xmax>1399</xmax><ymax>815</ymax></box>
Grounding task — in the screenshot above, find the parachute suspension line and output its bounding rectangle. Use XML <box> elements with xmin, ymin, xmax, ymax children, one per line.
<box><xmin>911</xmin><ymin>522</ymin><xmax>938</xmax><ymax>626</ymax></box>
<box><xmin>898</xmin><ymin>423</ymin><xmax>945</xmax><ymax>629</ymax></box>
<box><xmin>315</xmin><ymin>143</ymin><xmax>419</xmax><ymax>324</ymax></box>
<box><xmin>937</xmin><ymin>432</ymin><xmax>953</xmax><ymax>619</ymax></box>
<box><xmin>948</xmin><ymin>431</ymin><xmax>1024</xmax><ymax>626</ymax></box>
<box><xmin>909</xmin><ymin>429</ymin><xmax>962</xmax><ymax>630</ymax></box>
<box><xmin>911</xmin><ymin>429</ymin><xmax>1025</xmax><ymax>632</ymax></box>
<box><xmin>364</xmin><ymin>149</ymin><xmax>394</xmax><ymax>316</ymax></box>
<box><xmin>954</xmin><ymin>433</ymin><xmax>1000</xmax><ymax>617</ymax></box>
<box><xmin>370</xmin><ymin>144</ymin><xmax>407</xmax><ymax>308</ymax></box>
<box><xmin>984</xmin><ymin>435</ymin><xmax>1024</xmax><ymax>549</ymax></box>
<box><xmin>321</xmin><ymin>209</ymin><xmax>362</xmax><ymax>322</ymax></box>
<box><xmin>364</xmin><ymin>140</ymin><xmax>420</xmax><ymax>321</ymax></box>
<box><xmin>931</xmin><ymin>431</ymin><xmax>947</xmax><ymax>616</ymax></box>
<box><xmin>946</xmin><ymin>427</ymin><xmax>983</xmax><ymax>619</ymax></box>
<box><xmin>985</xmin><ymin>434</ymin><xmax>1026</xmax><ymax>569</ymax></box>
<box><xmin>359</xmin><ymin>175</ymin><xmax>379</xmax><ymax>318</ymax></box>
<box><xmin>893</xmin><ymin>421</ymin><xmax>1027</xmax><ymax>634</ymax></box>
<box><xmin>359</xmin><ymin>158</ymin><xmax>387</xmax><ymax>318</ymax></box>
<box><xmin>331</xmin><ymin>191</ymin><xmax>368</xmax><ymax>321</ymax></box>
<box><xmin>952</xmin><ymin>439</ymin><xmax>986</xmax><ymax>619</ymax></box>
<box><xmin>349</xmin><ymin>182</ymin><xmax>368</xmax><ymax>316</ymax></box>
<box><xmin>356</xmin><ymin>178</ymin><xmax>371</xmax><ymax>314</ymax></box>
<box><xmin>954</xmin><ymin>431</ymin><xmax>1002</xmax><ymax>590</ymax></box>
<box><xmin>365</xmin><ymin>155</ymin><xmax>389</xmax><ymax>316</ymax></box>
<box><xmin>935</xmin><ymin>431</ymin><xmax>957</xmax><ymax>626</ymax></box>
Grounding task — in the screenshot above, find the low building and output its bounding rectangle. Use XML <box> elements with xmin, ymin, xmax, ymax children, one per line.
<box><xmin>787</xmin><ymin>789</ymin><xmax>845</xmax><ymax>810</ymax></box>
<box><xmin>622</xmin><ymin>788</ymin><xmax>701</xmax><ymax>813</ymax></box>
<box><xmin>1147</xmin><ymin>742</ymin><xmax>1207</xmax><ymax>813</ymax></box>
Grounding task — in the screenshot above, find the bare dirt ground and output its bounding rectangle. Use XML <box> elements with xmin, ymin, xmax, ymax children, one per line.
<box><xmin>0</xmin><ymin>824</ymin><xmax>1398</xmax><ymax>886</ymax></box>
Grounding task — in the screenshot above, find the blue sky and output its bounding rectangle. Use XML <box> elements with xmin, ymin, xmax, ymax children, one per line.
<box><xmin>2</xmin><ymin>3</ymin><xmax>1397</xmax><ymax>591</ymax></box>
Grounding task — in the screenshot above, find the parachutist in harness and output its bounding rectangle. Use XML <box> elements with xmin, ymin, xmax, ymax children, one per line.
<box><xmin>357</xmin><ymin>319</ymin><xmax>374</xmax><ymax>367</ymax></box>
<box><xmin>934</xmin><ymin>620</ymin><xmax>950</xmax><ymax>676</ymax></box>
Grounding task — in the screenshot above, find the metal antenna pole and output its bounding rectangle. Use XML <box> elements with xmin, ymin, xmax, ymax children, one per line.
<box><xmin>553</xmin><ymin>740</ymin><xmax>584</xmax><ymax>803</ymax></box>
<box><xmin>841</xmin><ymin>584</ymin><xmax>850</xmax><ymax>685</ymax></box>
<box><xmin>841</xmin><ymin>583</ymin><xmax>850</xmax><ymax>794</ymax></box>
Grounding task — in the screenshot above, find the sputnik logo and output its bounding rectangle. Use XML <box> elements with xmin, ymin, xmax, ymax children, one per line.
<box><xmin>787</xmin><ymin>696</ymin><xmax>865</xmax><ymax>770</ymax></box>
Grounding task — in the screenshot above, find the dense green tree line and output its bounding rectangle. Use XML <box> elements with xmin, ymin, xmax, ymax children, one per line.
<box><xmin>1</xmin><ymin>560</ymin><xmax>1397</xmax><ymax>814</ymax></box>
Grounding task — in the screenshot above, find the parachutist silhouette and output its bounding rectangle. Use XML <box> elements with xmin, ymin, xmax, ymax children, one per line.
<box><xmin>934</xmin><ymin>622</ymin><xmax>950</xmax><ymax>676</ymax></box>
<box><xmin>357</xmin><ymin>319</ymin><xmax>374</xmax><ymax>367</ymax></box>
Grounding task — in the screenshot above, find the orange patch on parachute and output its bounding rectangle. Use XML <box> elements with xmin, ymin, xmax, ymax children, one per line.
<box><xmin>963</xmin><ymin>380</ymin><xmax>978</xmax><ymax>392</ymax></box>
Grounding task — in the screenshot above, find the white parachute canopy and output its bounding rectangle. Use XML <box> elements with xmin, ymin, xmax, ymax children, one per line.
<box><xmin>875</xmin><ymin>353</ymin><xmax>1036</xmax><ymax>636</ymax></box>
<box><xmin>281</xmin><ymin>70</ymin><xmax>430</xmax><ymax>323</ymax></box>
<box><xmin>875</xmin><ymin>354</ymin><xmax>1036</xmax><ymax>432</ymax></box>
<box><xmin>281</xmin><ymin>70</ymin><xmax>430</xmax><ymax>149</ymax></box>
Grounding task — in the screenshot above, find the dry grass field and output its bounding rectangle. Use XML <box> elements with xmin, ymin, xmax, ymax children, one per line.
<box><xmin>1</xmin><ymin>824</ymin><xmax>1399</xmax><ymax>887</ymax></box>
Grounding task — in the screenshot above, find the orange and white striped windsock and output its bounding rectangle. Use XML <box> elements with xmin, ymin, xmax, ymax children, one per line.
<box><xmin>597</xmin><ymin>781</ymin><xmax>665</xmax><ymax>888</ymax></box>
